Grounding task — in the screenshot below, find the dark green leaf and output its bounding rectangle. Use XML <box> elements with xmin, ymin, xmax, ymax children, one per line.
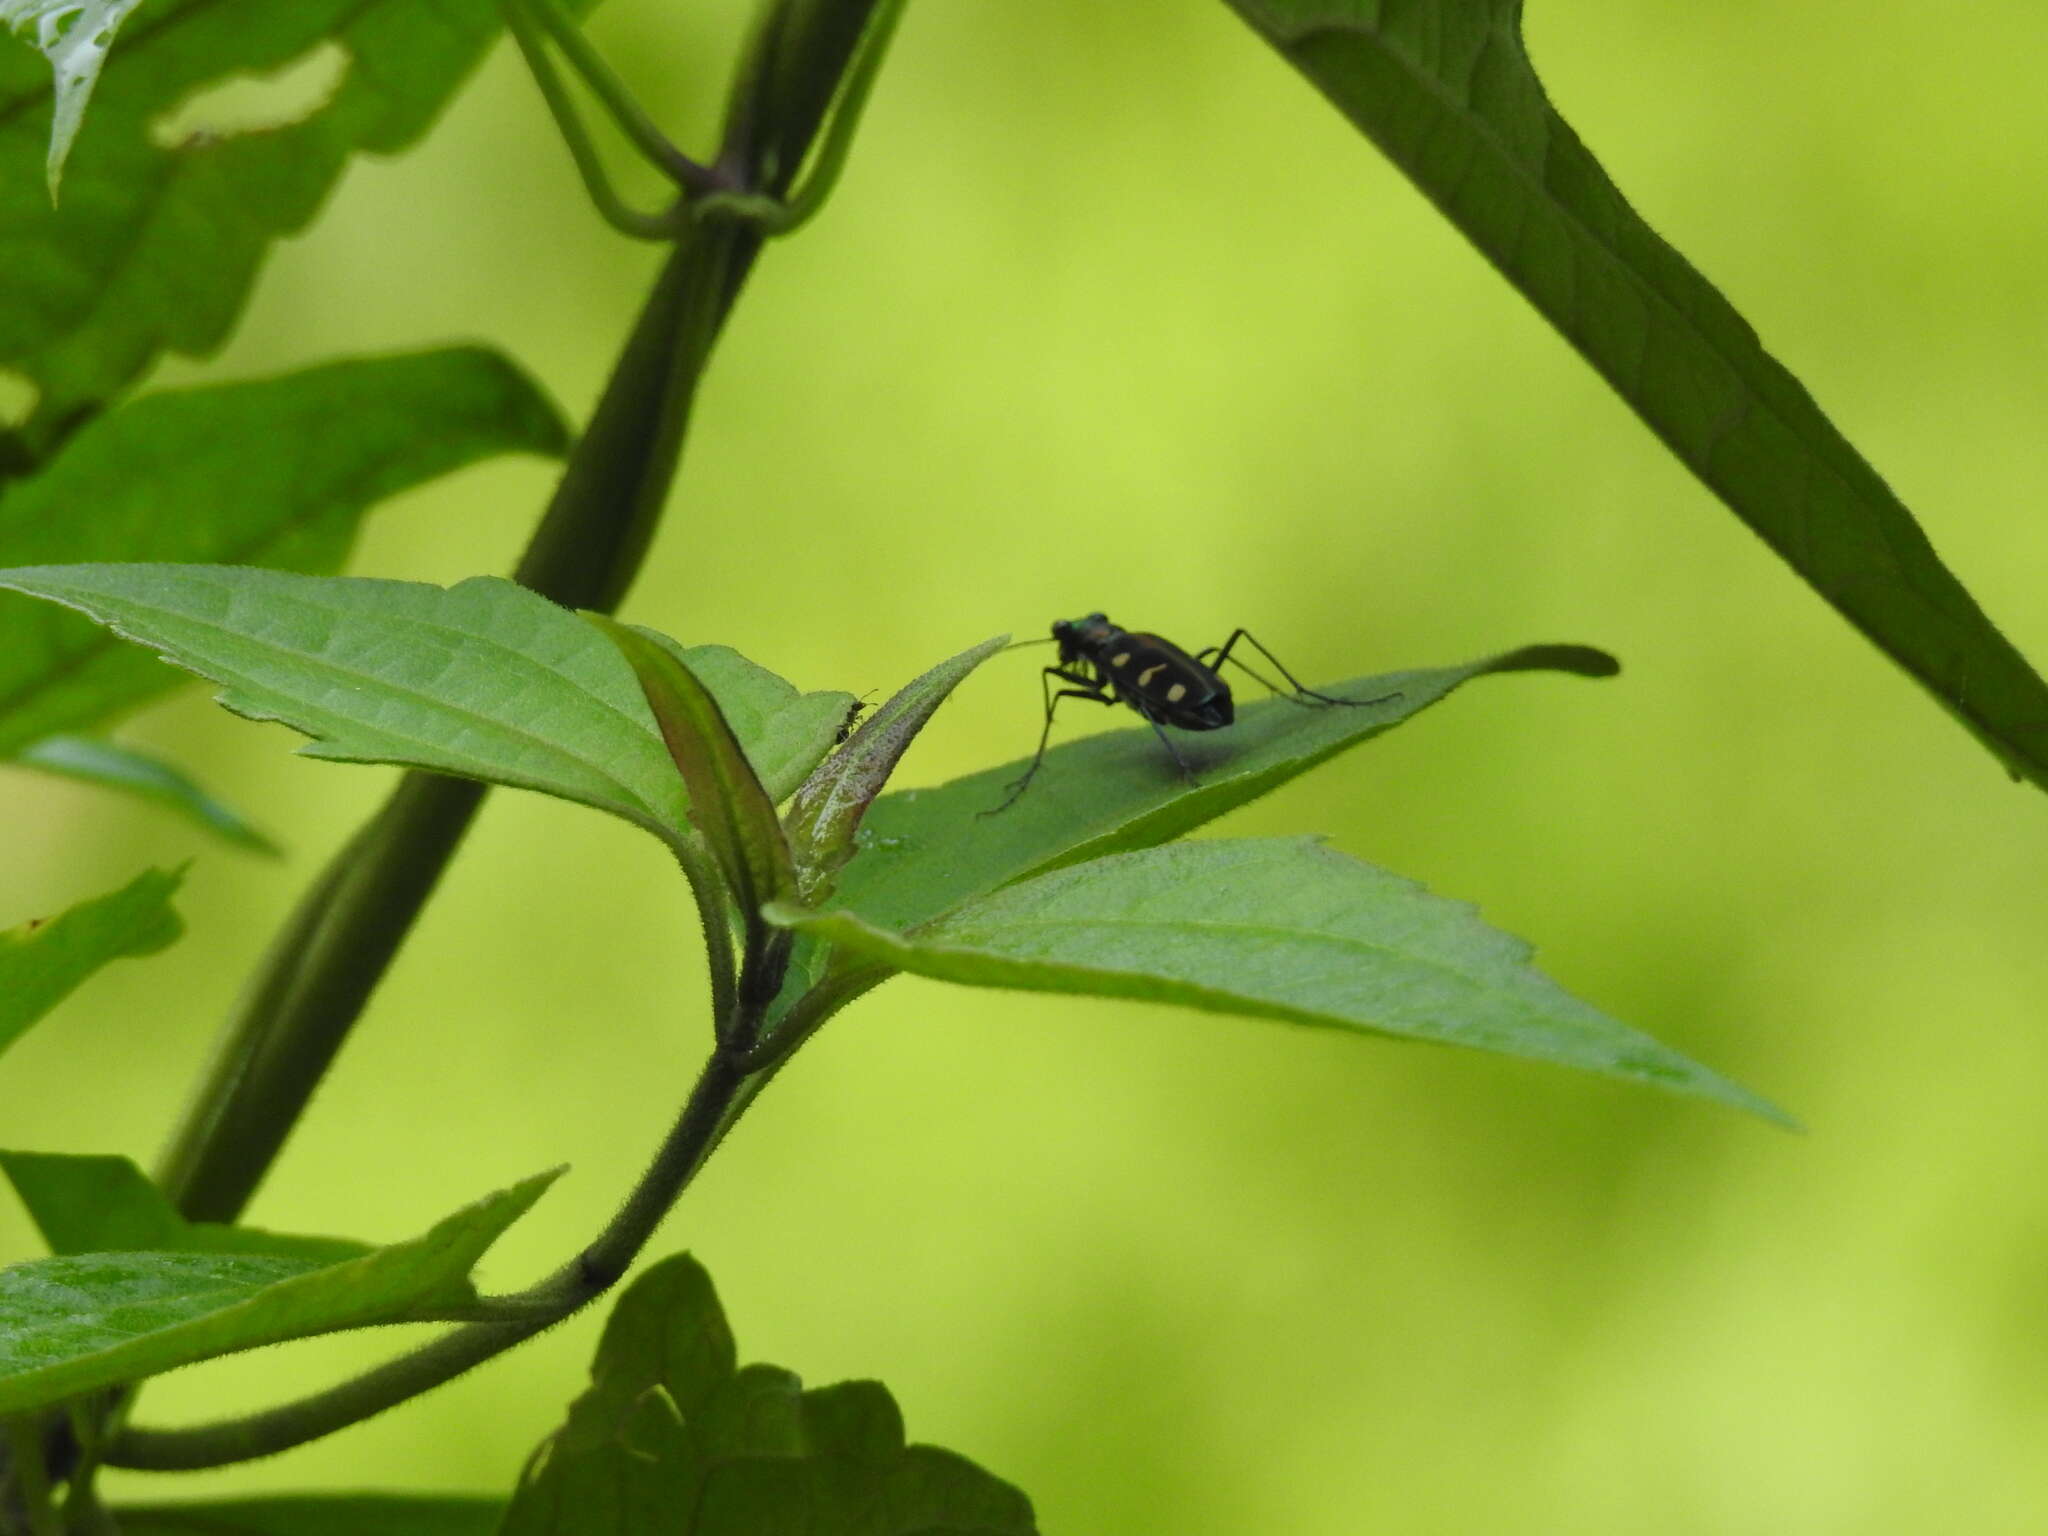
<box><xmin>14</xmin><ymin>735</ymin><xmax>277</xmax><ymax>852</ymax></box>
<box><xmin>0</xmin><ymin>348</ymin><xmax>568</xmax><ymax>753</ymax></box>
<box><xmin>0</xmin><ymin>1151</ymin><xmax>366</xmax><ymax>1265</ymax></box>
<box><xmin>114</xmin><ymin>1495</ymin><xmax>506</xmax><ymax>1536</ymax></box>
<box><xmin>0</xmin><ymin>1</ymin><xmax>533</xmax><ymax>416</ymax></box>
<box><xmin>586</xmin><ymin>616</ymin><xmax>796</xmax><ymax>927</ymax></box>
<box><xmin>0</xmin><ymin>865</ymin><xmax>181</xmax><ymax>1061</ymax></box>
<box><xmin>0</xmin><ymin>568</ymin><xmax>853</xmax><ymax>838</ymax></box>
<box><xmin>0</xmin><ymin>1168</ymin><xmax>558</xmax><ymax>1415</ymax></box>
<box><xmin>1221</xmin><ymin>0</ymin><xmax>2048</xmax><ymax>792</ymax></box>
<box><xmin>772</xmin><ymin>838</ymin><xmax>1787</xmax><ymax>1123</ymax></box>
<box><xmin>768</xmin><ymin>645</ymin><xmax>1613</xmax><ymax>1024</ymax></box>
<box><xmin>500</xmin><ymin>1254</ymin><xmax>1036</xmax><ymax>1536</ymax></box>
<box><xmin>784</xmin><ymin>634</ymin><xmax>1008</xmax><ymax>904</ymax></box>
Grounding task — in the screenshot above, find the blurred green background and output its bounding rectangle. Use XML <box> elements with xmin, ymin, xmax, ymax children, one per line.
<box><xmin>7</xmin><ymin>1</ymin><xmax>2048</xmax><ymax>1529</ymax></box>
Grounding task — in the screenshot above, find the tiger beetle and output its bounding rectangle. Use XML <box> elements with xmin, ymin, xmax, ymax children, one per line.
<box><xmin>985</xmin><ymin>613</ymin><xmax>1401</xmax><ymax>814</ymax></box>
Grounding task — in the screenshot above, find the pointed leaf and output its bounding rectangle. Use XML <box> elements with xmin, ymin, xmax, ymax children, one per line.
<box><xmin>501</xmin><ymin>1253</ymin><xmax>1036</xmax><ymax>1536</ymax></box>
<box><xmin>0</xmin><ymin>0</ymin><xmax>554</xmax><ymax>415</ymax></box>
<box><xmin>114</xmin><ymin>1495</ymin><xmax>506</xmax><ymax>1536</ymax></box>
<box><xmin>785</xmin><ymin>634</ymin><xmax>1008</xmax><ymax>904</ymax></box>
<box><xmin>0</xmin><ymin>0</ymin><xmax>144</xmax><ymax>197</ymax></box>
<box><xmin>0</xmin><ymin>567</ymin><xmax>852</xmax><ymax>837</ymax></box>
<box><xmin>773</xmin><ymin>838</ymin><xmax>1787</xmax><ymax>1123</ymax></box>
<box><xmin>768</xmin><ymin>645</ymin><xmax>1613</xmax><ymax>1023</ymax></box>
<box><xmin>15</xmin><ymin>734</ymin><xmax>277</xmax><ymax>852</ymax></box>
<box><xmin>0</xmin><ymin>348</ymin><xmax>568</xmax><ymax>753</ymax></box>
<box><xmin>1223</xmin><ymin>0</ymin><xmax>2048</xmax><ymax>792</ymax></box>
<box><xmin>0</xmin><ymin>1168</ymin><xmax>559</xmax><ymax>1415</ymax></box>
<box><xmin>0</xmin><ymin>865</ymin><xmax>180</xmax><ymax>1061</ymax></box>
<box><xmin>587</xmin><ymin>615</ymin><xmax>796</xmax><ymax>927</ymax></box>
<box><xmin>1</xmin><ymin>1151</ymin><xmax>365</xmax><ymax>1264</ymax></box>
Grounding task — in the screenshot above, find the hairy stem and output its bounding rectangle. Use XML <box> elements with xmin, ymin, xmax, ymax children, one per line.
<box><xmin>109</xmin><ymin>1039</ymin><xmax>758</xmax><ymax>1471</ymax></box>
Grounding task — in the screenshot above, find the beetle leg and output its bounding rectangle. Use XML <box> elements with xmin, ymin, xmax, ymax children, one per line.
<box><xmin>1142</xmin><ymin>712</ymin><xmax>1201</xmax><ymax>786</ymax></box>
<box><xmin>1204</xmin><ymin>628</ymin><xmax>1401</xmax><ymax>709</ymax></box>
<box><xmin>981</xmin><ymin>668</ymin><xmax>1114</xmax><ymax>815</ymax></box>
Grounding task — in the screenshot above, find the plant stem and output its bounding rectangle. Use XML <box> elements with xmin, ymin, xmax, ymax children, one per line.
<box><xmin>514</xmin><ymin>0</ymin><xmax>727</xmax><ymax>196</ymax></box>
<box><xmin>505</xmin><ymin>0</ymin><xmax>683</xmax><ymax>240</ymax></box>
<box><xmin>109</xmin><ymin>1039</ymin><xmax>758</xmax><ymax>1470</ymax></box>
<box><xmin>155</xmin><ymin>775</ymin><xmax>486</xmax><ymax>1221</ymax></box>
<box><xmin>155</xmin><ymin>0</ymin><xmax>898</xmax><ymax>1228</ymax></box>
<box><xmin>155</xmin><ymin>227</ymin><xmax>747</xmax><ymax>1225</ymax></box>
<box><xmin>102</xmin><ymin>0</ymin><xmax>901</xmax><ymax>1477</ymax></box>
<box><xmin>0</xmin><ymin>1420</ymin><xmax>56</xmax><ymax>1536</ymax></box>
<box><xmin>695</xmin><ymin>0</ymin><xmax>905</xmax><ymax>235</ymax></box>
<box><xmin>105</xmin><ymin>961</ymin><xmax>891</xmax><ymax>1470</ymax></box>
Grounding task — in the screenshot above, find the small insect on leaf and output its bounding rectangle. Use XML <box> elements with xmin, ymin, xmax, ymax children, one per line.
<box><xmin>988</xmin><ymin>613</ymin><xmax>1399</xmax><ymax>813</ymax></box>
<box><xmin>834</xmin><ymin>695</ymin><xmax>873</xmax><ymax>746</ymax></box>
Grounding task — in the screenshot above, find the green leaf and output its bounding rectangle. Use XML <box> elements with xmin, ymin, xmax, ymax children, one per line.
<box><xmin>767</xmin><ymin>645</ymin><xmax>1613</xmax><ymax>1024</ymax></box>
<box><xmin>0</xmin><ymin>0</ymin><xmax>143</xmax><ymax>198</ymax></box>
<box><xmin>500</xmin><ymin>1253</ymin><xmax>1036</xmax><ymax>1536</ymax></box>
<box><xmin>0</xmin><ymin>0</ymin><xmax>535</xmax><ymax>415</ymax></box>
<box><xmin>0</xmin><ymin>567</ymin><xmax>853</xmax><ymax>838</ymax></box>
<box><xmin>1220</xmin><ymin>0</ymin><xmax>2048</xmax><ymax>793</ymax></box>
<box><xmin>773</xmin><ymin>838</ymin><xmax>1787</xmax><ymax>1123</ymax></box>
<box><xmin>0</xmin><ymin>1151</ymin><xmax>366</xmax><ymax>1265</ymax></box>
<box><xmin>784</xmin><ymin>634</ymin><xmax>1008</xmax><ymax>904</ymax></box>
<box><xmin>114</xmin><ymin>1495</ymin><xmax>506</xmax><ymax>1536</ymax></box>
<box><xmin>14</xmin><ymin>734</ymin><xmax>277</xmax><ymax>853</ymax></box>
<box><xmin>0</xmin><ymin>348</ymin><xmax>568</xmax><ymax>754</ymax></box>
<box><xmin>0</xmin><ymin>865</ymin><xmax>181</xmax><ymax>1062</ymax></box>
<box><xmin>0</xmin><ymin>1168</ymin><xmax>558</xmax><ymax>1415</ymax></box>
<box><xmin>587</xmin><ymin>615</ymin><xmax>797</xmax><ymax>927</ymax></box>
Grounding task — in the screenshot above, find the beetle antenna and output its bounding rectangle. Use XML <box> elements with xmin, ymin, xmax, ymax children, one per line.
<box><xmin>997</xmin><ymin>636</ymin><xmax>1057</xmax><ymax>653</ymax></box>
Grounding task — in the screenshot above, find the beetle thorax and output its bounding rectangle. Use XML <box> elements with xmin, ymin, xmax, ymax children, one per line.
<box><xmin>1052</xmin><ymin>612</ymin><xmax>1118</xmax><ymax>667</ymax></box>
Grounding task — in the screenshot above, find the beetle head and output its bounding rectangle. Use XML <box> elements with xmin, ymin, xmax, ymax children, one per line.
<box><xmin>1051</xmin><ymin>612</ymin><xmax>1113</xmax><ymax>664</ymax></box>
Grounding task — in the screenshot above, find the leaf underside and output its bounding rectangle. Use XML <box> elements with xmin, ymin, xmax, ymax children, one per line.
<box><xmin>589</xmin><ymin>615</ymin><xmax>798</xmax><ymax>910</ymax></box>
